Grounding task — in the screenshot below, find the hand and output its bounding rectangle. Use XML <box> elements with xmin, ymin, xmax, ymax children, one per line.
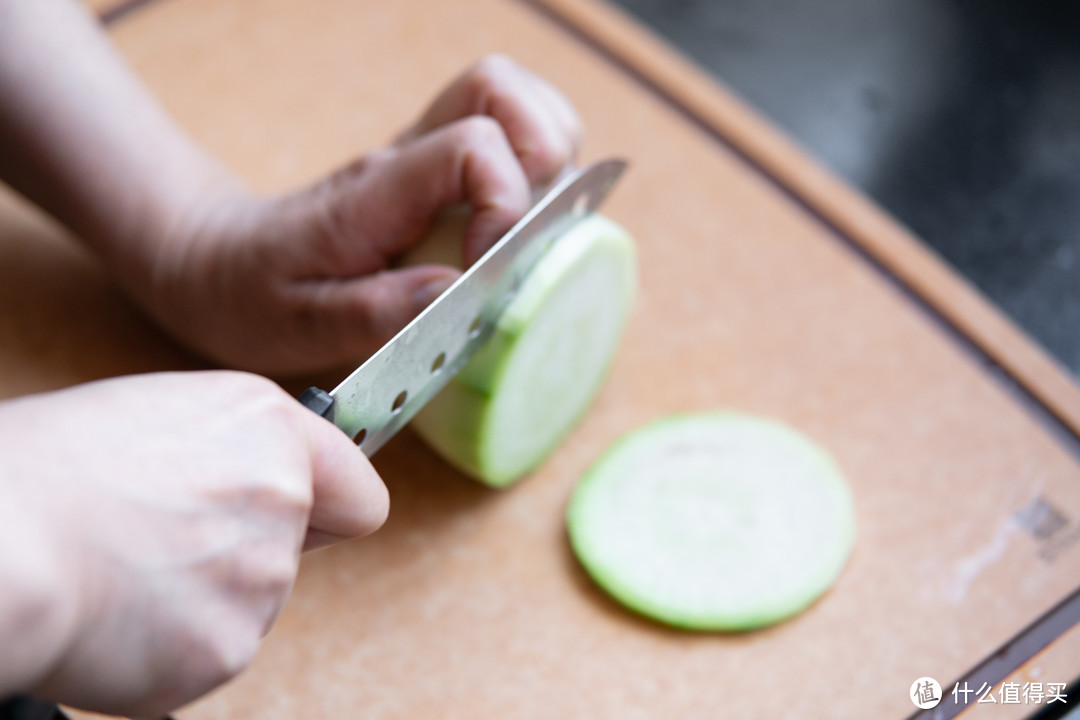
<box><xmin>0</xmin><ymin>371</ymin><xmax>387</xmax><ymax>717</ymax></box>
<box><xmin>3</xmin><ymin>0</ymin><xmax>581</xmax><ymax>374</ymax></box>
<box><xmin>134</xmin><ymin>55</ymin><xmax>582</xmax><ymax>374</ymax></box>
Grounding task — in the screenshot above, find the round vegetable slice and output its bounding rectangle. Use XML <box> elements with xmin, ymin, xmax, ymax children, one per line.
<box><xmin>410</xmin><ymin>214</ymin><xmax>637</xmax><ymax>487</ymax></box>
<box><xmin>567</xmin><ymin>413</ymin><xmax>855</xmax><ymax>630</ymax></box>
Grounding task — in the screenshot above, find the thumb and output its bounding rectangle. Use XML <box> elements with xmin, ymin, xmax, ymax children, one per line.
<box><xmin>295</xmin><ymin>396</ymin><xmax>391</xmax><ymax>551</ymax></box>
<box><xmin>297</xmin><ymin>264</ymin><xmax>459</xmax><ymax>364</ymax></box>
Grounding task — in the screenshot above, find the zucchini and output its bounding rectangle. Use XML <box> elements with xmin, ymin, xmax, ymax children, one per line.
<box><xmin>567</xmin><ymin>413</ymin><xmax>855</xmax><ymax>630</ymax></box>
<box><xmin>409</xmin><ymin>213</ymin><xmax>637</xmax><ymax>487</ymax></box>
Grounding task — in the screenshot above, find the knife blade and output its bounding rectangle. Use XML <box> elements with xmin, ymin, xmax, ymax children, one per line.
<box><xmin>299</xmin><ymin>158</ymin><xmax>628</xmax><ymax>456</ymax></box>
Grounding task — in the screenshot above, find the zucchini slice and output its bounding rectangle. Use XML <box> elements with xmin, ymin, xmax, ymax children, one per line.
<box><xmin>567</xmin><ymin>413</ymin><xmax>855</xmax><ymax>630</ymax></box>
<box><xmin>410</xmin><ymin>214</ymin><xmax>637</xmax><ymax>487</ymax></box>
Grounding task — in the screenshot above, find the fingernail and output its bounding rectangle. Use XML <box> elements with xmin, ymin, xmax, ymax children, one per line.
<box><xmin>414</xmin><ymin>277</ymin><xmax>455</xmax><ymax>310</ymax></box>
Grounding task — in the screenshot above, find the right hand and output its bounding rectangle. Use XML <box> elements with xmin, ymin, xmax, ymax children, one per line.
<box><xmin>0</xmin><ymin>371</ymin><xmax>388</xmax><ymax>718</ymax></box>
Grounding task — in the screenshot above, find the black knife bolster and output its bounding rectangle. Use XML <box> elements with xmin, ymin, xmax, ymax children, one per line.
<box><xmin>298</xmin><ymin>387</ymin><xmax>334</xmax><ymax>419</ymax></box>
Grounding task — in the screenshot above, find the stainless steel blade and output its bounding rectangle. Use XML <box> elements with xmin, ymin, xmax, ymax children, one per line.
<box><xmin>322</xmin><ymin>158</ymin><xmax>627</xmax><ymax>456</ymax></box>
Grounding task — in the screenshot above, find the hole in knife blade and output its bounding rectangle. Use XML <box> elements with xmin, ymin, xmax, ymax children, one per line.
<box><xmin>391</xmin><ymin>390</ymin><xmax>407</xmax><ymax>414</ymax></box>
<box><xmin>572</xmin><ymin>192</ymin><xmax>590</xmax><ymax>218</ymax></box>
<box><xmin>353</xmin><ymin>428</ymin><xmax>367</xmax><ymax>446</ymax></box>
<box><xmin>431</xmin><ymin>352</ymin><xmax>446</xmax><ymax>374</ymax></box>
<box><xmin>468</xmin><ymin>314</ymin><xmax>483</xmax><ymax>338</ymax></box>
<box><xmin>505</xmin><ymin>273</ymin><xmax>522</xmax><ymax>301</ymax></box>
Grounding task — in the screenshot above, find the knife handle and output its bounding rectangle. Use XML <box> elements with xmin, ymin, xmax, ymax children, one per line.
<box><xmin>298</xmin><ymin>386</ymin><xmax>334</xmax><ymax>420</ymax></box>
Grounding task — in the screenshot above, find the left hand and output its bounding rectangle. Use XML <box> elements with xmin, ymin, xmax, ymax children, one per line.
<box><xmin>136</xmin><ymin>55</ymin><xmax>582</xmax><ymax>374</ymax></box>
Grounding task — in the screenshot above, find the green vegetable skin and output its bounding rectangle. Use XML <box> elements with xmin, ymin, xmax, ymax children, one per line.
<box><xmin>410</xmin><ymin>214</ymin><xmax>637</xmax><ymax>486</ymax></box>
<box><xmin>567</xmin><ymin>413</ymin><xmax>855</xmax><ymax>631</ymax></box>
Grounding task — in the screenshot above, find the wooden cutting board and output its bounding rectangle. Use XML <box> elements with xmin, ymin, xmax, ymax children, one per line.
<box><xmin>6</xmin><ymin>0</ymin><xmax>1079</xmax><ymax>717</ymax></box>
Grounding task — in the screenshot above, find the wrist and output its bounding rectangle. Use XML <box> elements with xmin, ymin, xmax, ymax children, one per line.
<box><xmin>114</xmin><ymin>160</ymin><xmax>250</xmax><ymax>306</ymax></box>
<box><xmin>0</xmin><ymin>0</ymin><xmax>249</xmax><ymax>314</ymax></box>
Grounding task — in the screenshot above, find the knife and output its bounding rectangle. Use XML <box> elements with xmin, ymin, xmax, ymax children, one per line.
<box><xmin>299</xmin><ymin>158</ymin><xmax>628</xmax><ymax>456</ymax></box>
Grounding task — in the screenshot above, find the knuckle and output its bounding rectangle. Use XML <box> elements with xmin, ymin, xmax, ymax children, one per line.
<box><xmin>229</xmin><ymin>374</ymin><xmax>300</xmax><ymax>428</ymax></box>
<box><xmin>453</xmin><ymin>114</ymin><xmax>507</xmax><ymax>149</ymax></box>
<box><xmin>568</xmin><ymin>113</ymin><xmax>585</xmax><ymax>143</ymax></box>
<box><xmin>328</xmin><ymin>149</ymin><xmax>393</xmax><ymax>187</ymax></box>
<box><xmin>287</xmin><ymin>290</ymin><xmax>333</xmax><ymax>350</ymax></box>
<box><xmin>348</xmin><ymin>272</ymin><xmax>402</xmax><ymax>339</ymax></box>
<box><xmin>171</xmin><ymin>616</ymin><xmax>261</xmax><ymax>710</ymax></box>
<box><xmin>232</xmin><ymin>370</ymin><xmax>286</xmax><ymax>399</ymax></box>
<box><xmin>313</xmin><ymin>176</ymin><xmax>356</xmax><ymax>250</ymax></box>
<box><xmin>476</xmin><ymin>52</ymin><xmax>516</xmax><ymax>71</ymax></box>
<box><xmin>533</xmin><ymin>137</ymin><xmax>574</xmax><ymax>173</ymax></box>
<box><xmin>310</xmin><ymin>150</ymin><xmax>395</xmax><ymax>253</ymax></box>
<box><xmin>250</xmin><ymin>467</ymin><xmax>314</xmax><ymax>515</ymax></box>
<box><xmin>199</xmin><ymin>552</ymin><xmax>298</xmax><ymax>680</ymax></box>
<box><xmin>205</xmin><ymin>374</ymin><xmax>314</xmax><ymax>504</ymax></box>
<box><xmin>286</xmin><ymin>287</ymin><xmax>376</xmax><ymax>368</ymax></box>
<box><xmin>470</xmin><ymin>52</ymin><xmax>517</xmax><ymax>84</ymax></box>
<box><xmin>243</xmin><ymin>540</ymin><xmax>301</xmax><ymax>601</ymax></box>
<box><xmin>207</xmin><ymin>625</ymin><xmax>261</xmax><ymax>682</ymax></box>
<box><xmin>265</xmin><ymin>557</ymin><xmax>299</xmax><ymax>598</ymax></box>
<box><xmin>198</xmin><ymin>370</ymin><xmax>288</xmax><ymax>415</ymax></box>
<box><xmin>290</xmin><ymin>272</ymin><xmax>399</xmax><ymax>352</ymax></box>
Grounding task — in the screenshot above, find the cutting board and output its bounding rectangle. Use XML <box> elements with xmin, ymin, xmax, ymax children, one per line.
<box><xmin>5</xmin><ymin>0</ymin><xmax>1080</xmax><ymax>717</ymax></box>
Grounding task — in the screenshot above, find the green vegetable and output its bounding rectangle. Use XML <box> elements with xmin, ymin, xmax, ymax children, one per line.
<box><xmin>567</xmin><ymin>413</ymin><xmax>855</xmax><ymax>630</ymax></box>
<box><xmin>410</xmin><ymin>214</ymin><xmax>637</xmax><ymax>487</ymax></box>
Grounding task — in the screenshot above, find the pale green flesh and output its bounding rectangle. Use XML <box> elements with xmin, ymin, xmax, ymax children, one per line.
<box><xmin>567</xmin><ymin>413</ymin><xmax>855</xmax><ymax>630</ymax></box>
<box><xmin>411</xmin><ymin>214</ymin><xmax>637</xmax><ymax>487</ymax></box>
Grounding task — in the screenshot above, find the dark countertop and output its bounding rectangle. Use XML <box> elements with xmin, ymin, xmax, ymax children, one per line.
<box><xmin>612</xmin><ymin>0</ymin><xmax>1080</xmax><ymax>378</ymax></box>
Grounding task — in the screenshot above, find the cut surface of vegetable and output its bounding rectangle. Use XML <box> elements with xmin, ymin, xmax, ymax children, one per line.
<box><xmin>410</xmin><ymin>214</ymin><xmax>637</xmax><ymax>487</ymax></box>
<box><xmin>567</xmin><ymin>413</ymin><xmax>855</xmax><ymax>631</ymax></box>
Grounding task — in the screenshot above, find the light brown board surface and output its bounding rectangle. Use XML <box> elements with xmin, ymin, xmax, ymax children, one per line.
<box><xmin>3</xmin><ymin>0</ymin><xmax>1078</xmax><ymax>717</ymax></box>
<box><xmin>84</xmin><ymin>0</ymin><xmax>120</xmax><ymax>15</ymax></box>
<box><xmin>533</xmin><ymin>0</ymin><xmax>1080</xmax><ymax>442</ymax></box>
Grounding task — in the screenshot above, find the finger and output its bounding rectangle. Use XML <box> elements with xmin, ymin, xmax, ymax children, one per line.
<box><xmin>295</xmin><ymin>398</ymin><xmax>390</xmax><ymax>551</ymax></box>
<box><xmin>398</xmin><ymin>115</ymin><xmax>532</xmax><ymax>262</ymax></box>
<box><xmin>529</xmin><ymin>75</ymin><xmax>583</xmax><ymax>164</ymax></box>
<box><xmin>293</xmin><ymin>264</ymin><xmax>459</xmax><ymax>374</ymax></box>
<box><xmin>399</xmin><ymin>54</ymin><xmax>581</xmax><ymax>188</ymax></box>
<box><xmin>323</xmin><ymin>117</ymin><xmax>530</xmax><ymax>266</ymax></box>
<box><xmin>286</xmin><ymin>118</ymin><xmax>527</xmax><ymax>366</ymax></box>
